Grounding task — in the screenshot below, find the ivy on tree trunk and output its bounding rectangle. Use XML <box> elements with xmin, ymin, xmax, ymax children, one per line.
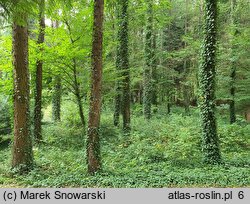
<box><xmin>120</xmin><ymin>0</ymin><xmax>130</xmax><ymax>133</ymax></box>
<box><xmin>113</xmin><ymin>0</ymin><xmax>130</xmax><ymax>132</ymax></box>
<box><xmin>199</xmin><ymin>0</ymin><xmax>221</xmax><ymax>164</ymax></box>
<box><xmin>34</xmin><ymin>0</ymin><xmax>45</xmax><ymax>143</ymax></box>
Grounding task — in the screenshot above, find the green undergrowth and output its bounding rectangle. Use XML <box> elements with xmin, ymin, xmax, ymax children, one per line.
<box><xmin>0</xmin><ymin>106</ymin><xmax>249</xmax><ymax>187</ymax></box>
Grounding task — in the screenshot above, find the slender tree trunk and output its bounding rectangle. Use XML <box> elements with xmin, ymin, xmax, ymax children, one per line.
<box><xmin>143</xmin><ymin>0</ymin><xmax>153</xmax><ymax>120</ymax></box>
<box><xmin>76</xmin><ymin>93</ymin><xmax>85</xmax><ymax>127</ymax></box>
<box><xmin>167</xmin><ymin>101</ymin><xmax>171</xmax><ymax>114</ymax></box>
<box><xmin>183</xmin><ymin>0</ymin><xmax>190</xmax><ymax>115</ymax></box>
<box><xmin>151</xmin><ymin>32</ymin><xmax>158</xmax><ymax>107</ymax></box>
<box><xmin>64</xmin><ymin>20</ymin><xmax>86</xmax><ymax>128</ymax></box>
<box><xmin>113</xmin><ymin>2</ymin><xmax>122</xmax><ymax>127</ymax></box>
<box><xmin>183</xmin><ymin>87</ymin><xmax>190</xmax><ymax>114</ymax></box>
<box><xmin>51</xmin><ymin>20</ymin><xmax>61</xmax><ymax>122</ymax></box>
<box><xmin>199</xmin><ymin>0</ymin><xmax>221</xmax><ymax>164</ymax></box>
<box><xmin>73</xmin><ymin>58</ymin><xmax>85</xmax><ymax>127</ymax></box>
<box><xmin>229</xmin><ymin>0</ymin><xmax>237</xmax><ymax>124</ymax></box>
<box><xmin>113</xmin><ymin>87</ymin><xmax>121</xmax><ymax>126</ymax></box>
<box><xmin>34</xmin><ymin>0</ymin><xmax>45</xmax><ymax>143</ymax></box>
<box><xmin>183</xmin><ymin>56</ymin><xmax>190</xmax><ymax>115</ymax></box>
<box><xmin>119</xmin><ymin>0</ymin><xmax>130</xmax><ymax>133</ymax></box>
<box><xmin>12</xmin><ymin>13</ymin><xmax>33</xmax><ymax>172</ymax></box>
<box><xmin>52</xmin><ymin>75</ymin><xmax>61</xmax><ymax>122</ymax></box>
<box><xmin>87</xmin><ymin>0</ymin><xmax>104</xmax><ymax>174</ymax></box>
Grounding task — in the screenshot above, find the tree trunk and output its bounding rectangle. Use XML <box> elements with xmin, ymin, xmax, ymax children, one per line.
<box><xmin>113</xmin><ymin>0</ymin><xmax>130</xmax><ymax>131</ymax></box>
<box><xmin>113</xmin><ymin>87</ymin><xmax>121</xmax><ymax>126</ymax></box>
<box><xmin>51</xmin><ymin>20</ymin><xmax>61</xmax><ymax>122</ymax></box>
<box><xmin>87</xmin><ymin>0</ymin><xmax>104</xmax><ymax>174</ymax></box>
<box><xmin>52</xmin><ymin>75</ymin><xmax>61</xmax><ymax>122</ymax></box>
<box><xmin>73</xmin><ymin>58</ymin><xmax>85</xmax><ymax>127</ymax></box>
<box><xmin>119</xmin><ymin>0</ymin><xmax>130</xmax><ymax>133</ymax></box>
<box><xmin>199</xmin><ymin>0</ymin><xmax>221</xmax><ymax>164</ymax></box>
<box><xmin>183</xmin><ymin>0</ymin><xmax>190</xmax><ymax>115</ymax></box>
<box><xmin>183</xmin><ymin>84</ymin><xmax>190</xmax><ymax>115</ymax></box>
<box><xmin>64</xmin><ymin>20</ymin><xmax>86</xmax><ymax>128</ymax></box>
<box><xmin>229</xmin><ymin>0</ymin><xmax>237</xmax><ymax>124</ymax></box>
<box><xmin>143</xmin><ymin>0</ymin><xmax>153</xmax><ymax>120</ymax></box>
<box><xmin>151</xmin><ymin>32</ymin><xmax>158</xmax><ymax>107</ymax></box>
<box><xmin>76</xmin><ymin>93</ymin><xmax>85</xmax><ymax>127</ymax></box>
<box><xmin>113</xmin><ymin>1</ymin><xmax>122</xmax><ymax>127</ymax></box>
<box><xmin>12</xmin><ymin>13</ymin><xmax>33</xmax><ymax>172</ymax></box>
<box><xmin>34</xmin><ymin>0</ymin><xmax>45</xmax><ymax>143</ymax></box>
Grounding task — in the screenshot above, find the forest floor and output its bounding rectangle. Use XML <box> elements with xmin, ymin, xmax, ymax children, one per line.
<box><xmin>0</xmin><ymin>104</ymin><xmax>250</xmax><ymax>187</ymax></box>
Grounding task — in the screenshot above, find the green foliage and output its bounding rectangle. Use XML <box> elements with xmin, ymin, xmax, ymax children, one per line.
<box><xmin>0</xmin><ymin>106</ymin><xmax>249</xmax><ymax>187</ymax></box>
<box><xmin>216</xmin><ymin>0</ymin><xmax>250</xmax><ymax>114</ymax></box>
<box><xmin>0</xmin><ymin>35</ymin><xmax>13</xmax><ymax>135</ymax></box>
<box><xmin>0</xmin><ymin>95</ymin><xmax>11</xmax><ymax>135</ymax></box>
<box><xmin>219</xmin><ymin>123</ymin><xmax>250</xmax><ymax>154</ymax></box>
<box><xmin>61</xmin><ymin>99</ymin><xmax>83</xmax><ymax>127</ymax></box>
<box><xmin>199</xmin><ymin>0</ymin><xmax>221</xmax><ymax>164</ymax></box>
<box><xmin>0</xmin><ymin>34</ymin><xmax>12</xmax><ymax>96</ymax></box>
<box><xmin>0</xmin><ymin>0</ymin><xmax>249</xmax><ymax>187</ymax></box>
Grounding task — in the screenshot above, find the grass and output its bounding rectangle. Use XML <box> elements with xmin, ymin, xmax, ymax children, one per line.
<box><xmin>0</xmin><ymin>104</ymin><xmax>249</xmax><ymax>187</ymax></box>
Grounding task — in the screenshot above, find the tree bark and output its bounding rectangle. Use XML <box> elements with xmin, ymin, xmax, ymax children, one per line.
<box><xmin>151</xmin><ymin>32</ymin><xmax>158</xmax><ymax>107</ymax></box>
<box><xmin>51</xmin><ymin>20</ymin><xmax>61</xmax><ymax>122</ymax></box>
<box><xmin>229</xmin><ymin>0</ymin><xmax>237</xmax><ymax>124</ymax></box>
<box><xmin>113</xmin><ymin>1</ymin><xmax>122</xmax><ymax>127</ymax></box>
<box><xmin>113</xmin><ymin>87</ymin><xmax>121</xmax><ymax>126</ymax></box>
<box><xmin>52</xmin><ymin>75</ymin><xmax>61</xmax><ymax>122</ymax></box>
<box><xmin>73</xmin><ymin>58</ymin><xmax>85</xmax><ymax>127</ymax></box>
<box><xmin>199</xmin><ymin>0</ymin><xmax>221</xmax><ymax>164</ymax></box>
<box><xmin>76</xmin><ymin>92</ymin><xmax>85</xmax><ymax>127</ymax></box>
<box><xmin>87</xmin><ymin>0</ymin><xmax>104</xmax><ymax>174</ymax></box>
<box><xmin>143</xmin><ymin>0</ymin><xmax>153</xmax><ymax>120</ymax></box>
<box><xmin>183</xmin><ymin>0</ymin><xmax>190</xmax><ymax>115</ymax></box>
<box><xmin>119</xmin><ymin>0</ymin><xmax>130</xmax><ymax>133</ymax></box>
<box><xmin>34</xmin><ymin>0</ymin><xmax>45</xmax><ymax>143</ymax></box>
<box><xmin>12</xmin><ymin>13</ymin><xmax>33</xmax><ymax>172</ymax></box>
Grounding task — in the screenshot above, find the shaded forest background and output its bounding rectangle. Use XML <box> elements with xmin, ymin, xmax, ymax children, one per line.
<box><xmin>0</xmin><ymin>0</ymin><xmax>249</xmax><ymax>187</ymax></box>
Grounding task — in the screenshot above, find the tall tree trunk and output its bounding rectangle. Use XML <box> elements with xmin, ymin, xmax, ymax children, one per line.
<box><xmin>119</xmin><ymin>0</ymin><xmax>130</xmax><ymax>132</ymax></box>
<box><xmin>151</xmin><ymin>32</ymin><xmax>157</xmax><ymax>107</ymax></box>
<box><xmin>12</xmin><ymin>13</ymin><xmax>33</xmax><ymax>172</ymax></box>
<box><xmin>183</xmin><ymin>0</ymin><xmax>190</xmax><ymax>115</ymax></box>
<box><xmin>143</xmin><ymin>0</ymin><xmax>153</xmax><ymax>120</ymax></box>
<box><xmin>87</xmin><ymin>0</ymin><xmax>104</xmax><ymax>174</ymax></box>
<box><xmin>113</xmin><ymin>1</ymin><xmax>122</xmax><ymax>127</ymax></box>
<box><xmin>199</xmin><ymin>0</ymin><xmax>221</xmax><ymax>164</ymax></box>
<box><xmin>229</xmin><ymin>0</ymin><xmax>237</xmax><ymax>124</ymax></box>
<box><xmin>51</xmin><ymin>20</ymin><xmax>61</xmax><ymax>122</ymax></box>
<box><xmin>34</xmin><ymin>0</ymin><xmax>45</xmax><ymax>143</ymax></box>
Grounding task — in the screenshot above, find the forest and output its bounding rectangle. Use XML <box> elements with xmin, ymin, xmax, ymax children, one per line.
<box><xmin>0</xmin><ymin>0</ymin><xmax>249</xmax><ymax>187</ymax></box>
